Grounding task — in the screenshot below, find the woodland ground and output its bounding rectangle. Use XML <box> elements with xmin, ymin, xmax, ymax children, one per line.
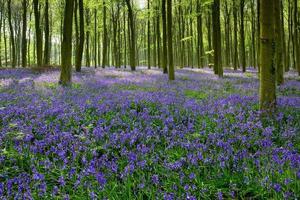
<box><xmin>0</xmin><ymin>67</ymin><xmax>299</xmax><ymax>199</ymax></box>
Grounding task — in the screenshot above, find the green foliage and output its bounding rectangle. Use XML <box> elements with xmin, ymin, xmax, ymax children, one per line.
<box><xmin>184</xmin><ymin>90</ymin><xmax>208</xmax><ymax>100</ymax></box>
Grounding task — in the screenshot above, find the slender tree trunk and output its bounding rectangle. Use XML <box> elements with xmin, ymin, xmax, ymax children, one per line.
<box><xmin>233</xmin><ymin>0</ymin><xmax>238</xmax><ymax>70</ymax></box>
<box><xmin>102</xmin><ymin>1</ymin><xmax>107</xmax><ymax>68</ymax></box>
<box><xmin>43</xmin><ymin>0</ymin><xmax>50</xmax><ymax>65</ymax></box>
<box><xmin>59</xmin><ymin>0</ymin><xmax>74</xmax><ymax>85</ymax></box>
<box><xmin>240</xmin><ymin>0</ymin><xmax>246</xmax><ymax>72</ymax></box>
<box><xmin>8</xmin><ymin>0</ymin><xmax>16</xmax><ymax>68</ymax></box>
<box><xmin>86</xmin><ymin>9</ymin><xmax>90</xmax><ymax>67</ymax></box>
<box><xmin>147</xmin><ymin>0</ymin><xmax>151</xmax><ymax>69</ymax></box>
<box><xmin>251</xmin><ymin>0</ymin><xmax>256</xmax><ymax>68</ymax></box>
<box><xmin>162</xmin><ymin>0</ymin><xmax>168</xmax><ymax>73</ymax></box>
<box><xmin>125</xmin><ymin>0</ymin><xmax>136</xmax><ymax>71</ymax></box>
<box><xmin>224</xmin><ymin>1</ymin><xmax>230</xmax><ymax>68</ymax></box>
<box><xmin>259</xmin><ymin>0</ymin><xmax>276</xmax><ymax>111</ymax></box>
<box><xmin>22</xmin><ymin>0</ymin><xmax>27</xmax><ymax>68</ymax></box>
<box><xmin>156</xmin><ymin>4</ymin><xmax>161</xmax><ymax>68</ymax></box>
<box><xmin>294</xmin><ymin>0</ymin><xmax>300</xmax><ymax>75</ymax></box>
<box><xmin>257</xmin><ymin>0</ymin><xmax>260</xmax><ymax>72</ymax></box>
<box><xmin>33</xmin><ymin>0</ymin><xmax>43</xmax><ymax>67</ymax></box>
<box><xmin>75</xmin><ymin>0</ymin><xmax>84</xmax><ymax>72</ymax></box>
<box><xmin>275</xmin><ymin>0</ymin><xmax>284</xmax><ymax>85</ymax></box>
<box><xmin>197</xmin><ymin>0</ymin><xmax>204</xmax><ymax>68</ymax></box>
<box><xmin>4</xmin><ymin>17</ymin><xmax>8</xmax><ymax>67</ymax></box>
<box><xmin>167</xmin><ymin>0</ymin><xmax>174</xmax><ymax>80</ymax></box>
<box><xmin>207</xmin><ymin>11</ymin><xmax>213</xmax><ymax>66</ymax></box>
<box><xmin>212</xmin><ymin>0</ymin><xmax>223</xmax><ymax>77</ymax></box>
<box><xmin>0</xmin><ymin>1</ymin><xmax>2</xmax><ymax>68</ymax></box>
<box><xmin>94</xmin><ymin>9</ymin><xmax>97</xmax><ymax>68</ymax></box>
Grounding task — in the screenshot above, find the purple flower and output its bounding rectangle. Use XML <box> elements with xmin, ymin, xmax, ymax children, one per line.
<box><xmin>273</xmin><ymin>183</ymin><xmax>281</xmax><ymax>193</ymax></box>
<box><xmin>152</xmin><ymin>175</ymin><xmax>159</xmax><ymax>185</ymax></box>
<box><xmin>96</xmin><ymin>172</ymin><xmax>106</xmax><ymax>188</ymax></box>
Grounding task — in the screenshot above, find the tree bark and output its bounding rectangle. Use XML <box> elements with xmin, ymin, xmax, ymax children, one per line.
<box><xmin>8</xmin><ymin>0</ymin><xmax>16</xmax><ymax>68</ymax></box>
<box><xmin>22</xmin><ymin>0</ymin><xmax>27</xmax><ymax>68</ymax></box>
<box><xmin>167</xmin><ymin>0</ymin><xmax>174</xmax><ymax>80</ymax></box>
<box><xmin>59</xmin><ymin>0</ymin><xmax>74</xmax><ymax>85</ymax></box>
<box><xmin>162</xmin><ymin>0</ymin><xmax>168</xmax><ymax>73</ymax></box>
<box><xmin>212</xmin><ymin>0</ymin><xmax>223</xmax><ymax>77</ymax></box>
<box><xmin>44</xmin><ymin>0</ymin><xmax>50</xmax><ymax>66</ymax></box>
<box><xmin>240</xmin><ymin>0</ymin><xmax>246</xmax><ymax>72</ymax></box>
<box><xmin>125</xmin><ymin>0</ymin><xmax>136</xmax><ymax>71</ymax></box>
<box><xmin>33</xmin><ymin>0</ymin><xmax>43</xmax><ymax>67</ymax></box>
<box><xmin>259</xmin><ymin>0</ymin><xmax>276</xmax><ymax>111</ymax></box>
<box><xmin>275</xmin><ymin>0</ymin><xmax>284</xmax><ymax>85</ymax></box>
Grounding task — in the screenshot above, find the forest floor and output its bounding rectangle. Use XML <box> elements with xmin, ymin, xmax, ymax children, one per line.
<box><xmin>0</xmin><ymin>67</ymin><xmax>299</xmax><ymax>199</ymax></box>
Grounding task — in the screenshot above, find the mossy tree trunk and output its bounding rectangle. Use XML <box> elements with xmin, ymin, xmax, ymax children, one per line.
<box><xmin>167</xmin><ymin>0</ymin><xmax>175</xmax><ymax>80</ymax></box>
<box><xmin>59</xmin><ymin>0</ymin><xmax>74</xmax><ymax>86</ymax></box>
<box><xmin>275</xmin><ymin>0</ymin><xmax>284</xmax><ymax>85</ymax></box>
<box><xmin>259</xmin><ymin>0</ymin><xmax>276</xmax><ymax>111</ymax></box>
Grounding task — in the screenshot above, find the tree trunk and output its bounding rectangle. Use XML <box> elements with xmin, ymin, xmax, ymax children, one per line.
<box><xmin>22</xmin><ymin>0</ymin><xmax>27</xmax><ymax>68</ymax></box>
<box><xmin>259</xmin><ymin>0</ymin><xmax>276</xmax><ymax>111</ymax></box>
<box><xmin>162</xmin><ymin>0</ymin><xmax>168</xmax><ymax>73</ymax></box>
<box><xmin>233</xmin><ymin>0</ymin><xmax>238</xmax><ymax>70</ymax></box>
<box><xmin>33</xmin><ymin>0</ymin><xmax>43</xmax><ymax>67</ymax></box>
<box><xmin>240</xmin><ymin>0</ymin><xmax>246</xmax><ymax>72</ymax></box>
<box><xmin>147</xmin><ymin>0</ymin><xmax>151</xmax><ymax>69</ymax></box>
<box><xmin>8</xmin><ymin>0</ymin><xmax>16</xmax><ymax>68</ymax></box>
<box><xmin>94</xmin><ymin>9</ymin><xmax>97</xmax><ymax>68</ymax></box>
<box><xmin>275</xmin><ymin>0</ymin><xmax>284</xmax><ymax>85</ymax></box>
<box><xmin>156</xmin><ymin>5</ymin><xmax>161</xmax><ymax>68</ymax></box>
<box><xmin>167</xmin><ymin>0</ymin><xmax>174</xmax><ymax>80</ymax></box>
<box><xmin>102</xmin><ymin>2</ymin><xmax>108</xmax><ymax>68</ymax></box>
<box><xmin>125</xmin><ymin>0</ymin><xmax>136</xmax><ymax>71</ymax></box>
<box><xmin>59</xmin><ymin>0</ymin><xmax>74</xmax><ymax>85</ymax></box>
<box><xmin>212</xmin><ymin>0</ymin><xmax>223</xmax><ymax>77</ymax></box>
<box><xmin>75</xmin><ymin>0</ymin><xmax>84</xmax><ymax>72</ymax></box>
<box><xmin>86</xmin><ymin>9</ymin><xmax>90</xmax><ymax>67</ymax></box>
<box><xmin>43</xmin><ymin>0</ymin><xmax>50</xmax><ymax>65</ymax></box>
<box><xmin>294</xmin><ymin>0</ymin><xmax>300</xmax><ymax>75</ymax></box>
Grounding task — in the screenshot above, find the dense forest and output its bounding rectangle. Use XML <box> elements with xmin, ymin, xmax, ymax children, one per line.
<box><xmin>0</xmin><ymin>0</ymin><xmax>300</xmax><ymax>199</ymax></box>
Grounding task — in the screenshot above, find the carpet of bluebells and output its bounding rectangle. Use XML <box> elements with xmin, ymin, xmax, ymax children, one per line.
<box><xmin>0</xmin><ymin>67</ymin><xmax>299</xmax><ymax>199</ymax></box>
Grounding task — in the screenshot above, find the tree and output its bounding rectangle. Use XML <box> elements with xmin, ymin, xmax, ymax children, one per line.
<box><xmin>240</xmin><ymin>0</ymin><xmax>246</xmax><ymax>72</ymax></box>
<box><xmin>147</xmin><ymin>0</ymin><xmax>151</xmax><ymax>69</ymax></box>
<box><xmin>212</xmin><ymin>0</ymin><xmax>223</xmax><ymax>77</ymax></box>
<box><xmin>33</xmin><ymin>0</ymin><xmax>43</xmax><ymax>67</ymax></box>
<box><xmin>59</xmin><ymin>0</ymin><xmax>75</xmax><ymax>85</ymax></box>
<box><xmin>21</xmin><ymin>0</ymin><xmax>27</xmax><ymax>68</ymax></box>
<box><xmin>275</xmin><ymin>0</ymin><xmax>284</xmax><ymax>85</ymax></box>
<box><xmin>8</xmin><ymin>0</ymin><xmax>16</xmax><ymax>68</ymax></box>
<box><xmin>294</xmin><ymin>0</ymin><xmax>300</xmax><ymax>76</ymax></box>
<box><xmin>259</xmin><ymin>0</ymin><xmax>276</xmax><ymax>111</ymax></box>
<box><xmin>101</xmin><ymin>1</ymin><xmax>107</xmax><ymax>69</ymax></box>
<box><xmin>233</xmin><ymin>0</ymin><xmax>239</xmax><ymax>70</ymax></box>
<box><xmin>162</xmin><ymin>0</ymin><xmax>168</xmax><ymax>74</ymax></box>
<box><xmin>75</xmin><ymin>0</ymin><xmax>85</xmax><ymax>72</ymax></box>
<box><xmin>125</xmin><ymin>0</ymin><xmax>136</xmax><ymax>71</ymax></box>
<box><xmin>196</xmin><ymin>0</ymin><xmax>204</xmax><ymax>68</ymax></box>
<box><xmin>44</xmin><ymin>0</ymin><xmax>50</xmax><ymax>66</ymax></box>
<box><xmin>167</xmin><ymin>0</ymin><xmax>174</xmax><ymax>80</ymax></box>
